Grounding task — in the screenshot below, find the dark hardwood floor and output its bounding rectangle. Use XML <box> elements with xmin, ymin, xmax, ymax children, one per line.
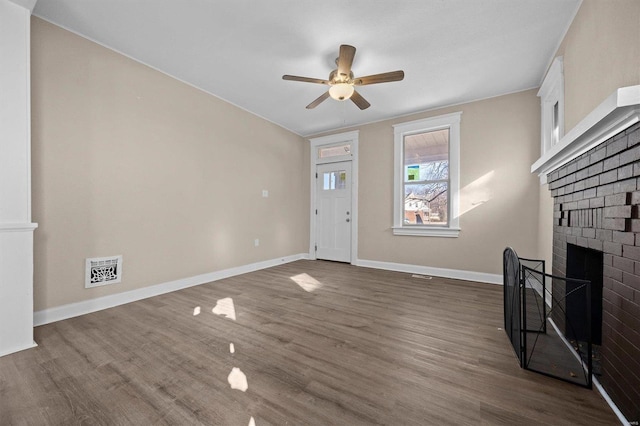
<box><xmin>0</xmin><ymin>260</ymin><xmax>619</xmax><ymax>425</ymax></box>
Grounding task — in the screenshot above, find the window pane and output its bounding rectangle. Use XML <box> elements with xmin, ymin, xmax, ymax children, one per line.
<box><xmin>404</xmin><ymin>182</ymin><xmax>448</xmax><ymax>225</ymax></box>
<box><xmin>552</xmin><ymin>101</ymin><xmax>560</xmax><ymax>146</ymax></box>
<box><xmin>319</xmin><ymin>144</ymin><xmax>351</xmax><ymax>158</ymax></box>
<box><xmin>334</xmin><ymin>171</ymin><xmax>346</xmax><ymax>189</ymax></box>
<box><xmin>323</xmin><ymin>173</ymin><xmax>331</xmax><ymax>190</ymax></box>
<box><xmin>404</xmin><ymin>129</ymin><xmax>449</xmax><ymax>182</ymax></box>
<box><xmin>404</xmin><ymin>161</ymin><xmax>449</xmax><ymax>182</ymax></box>
<box><xmin>323</xmin><ymin>171</ymin><xmax>346</xmax><ymax>190</ymax></box>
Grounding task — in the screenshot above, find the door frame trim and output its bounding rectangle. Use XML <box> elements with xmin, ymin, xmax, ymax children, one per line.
<box><xmin>308</xmin><ymin>131</ymin><xmax>359</xmax><ymax>263</ymax></box>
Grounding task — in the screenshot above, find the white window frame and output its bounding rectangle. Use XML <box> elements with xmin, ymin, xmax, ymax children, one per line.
<box><xmin>538</xmin><ymin>56</ymin><xmax>565</xmax><ymax>155</ymax></box>
<box><xmin>393</xmin><ymin>112</ymin><xmax>461</xmax><ymax>237</ymax></box>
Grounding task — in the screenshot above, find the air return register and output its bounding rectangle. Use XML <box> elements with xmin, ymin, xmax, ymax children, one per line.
<box><xmin>85</xmin><ymin>255</ymin><xmax>123</xmax><ymax>288</ymax></box>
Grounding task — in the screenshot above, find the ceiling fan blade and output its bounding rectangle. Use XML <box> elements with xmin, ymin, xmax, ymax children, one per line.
<box><xmin>337</xmin><ymin>44</ymin><xmax>356</xmax><ymax>77</ymax></box>
<box><xmin>350</xmin><ymin>90</ymin><xmax>370</xmax><ymax>110</ymax></box>
<box><xmin>283</xmin><ymin>75</ymin><xmax>330</xmax><ymax>85</ymax></box>
<box><xmin>354</xmin><ymin>70</ymin><xmax>405</xmax><ymax>86</ymax></box>
<box><xmin>306</xmin><ymin>91</ymin><xmax>330</xmax><ymax>109</ymax></box>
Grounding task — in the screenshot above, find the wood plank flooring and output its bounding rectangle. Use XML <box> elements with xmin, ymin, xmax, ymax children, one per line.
<box><xmin>0</xmin><ymin>260</ymin><xmax>619</xmax><ymax>425</ymax></box>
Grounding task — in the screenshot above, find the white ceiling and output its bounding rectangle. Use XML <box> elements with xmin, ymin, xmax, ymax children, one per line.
<box><xmin>32</xmin><ymin>0</ymin><xmax>581</xmax><ymax>137</ymax></box>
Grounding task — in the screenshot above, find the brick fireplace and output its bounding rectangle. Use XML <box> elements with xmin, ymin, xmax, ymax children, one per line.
<box><xmin>547</xmin><ymin>120</ymin><xmax>640</xmax><ymax>422</ymax></box>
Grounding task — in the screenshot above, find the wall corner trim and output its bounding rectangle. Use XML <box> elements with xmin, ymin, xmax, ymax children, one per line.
<box><xmin>34</xmin><ymin>253</ymin><xmax>310</xmax><ymax>326</ymax></box>
<box><xmin>354</xmin><ymin>258</ymin><xmax>502</xmax><ymax>285</ymax></box>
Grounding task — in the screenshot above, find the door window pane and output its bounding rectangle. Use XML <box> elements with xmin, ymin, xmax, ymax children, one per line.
<box><xmin>323</xmin><ymin>171</ymin><xmax>346</xmax><ymax>190</ymax></box>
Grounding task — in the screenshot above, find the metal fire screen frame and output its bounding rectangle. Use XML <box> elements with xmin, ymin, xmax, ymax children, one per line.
<box><xmin>502</xmin><ymin>247</ymin><xmax>593</xmax><ymax>389</ymax></box>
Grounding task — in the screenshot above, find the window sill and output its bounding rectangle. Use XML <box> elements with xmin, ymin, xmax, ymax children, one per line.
<box><xmin>392</xmin><ymin>226</ymin><xmax>460</xmax><ymax>237</ymax></box>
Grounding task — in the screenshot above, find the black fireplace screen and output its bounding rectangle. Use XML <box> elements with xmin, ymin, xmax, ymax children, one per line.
<box><xmin>503</xmin><ymin>247</ymin><xmax>593</xmax><ymax>388</ymax></box>
<box><xmin>503</xmin><ymin>247</ymin><xmax>521</xmax><ymax>360</ymax></box>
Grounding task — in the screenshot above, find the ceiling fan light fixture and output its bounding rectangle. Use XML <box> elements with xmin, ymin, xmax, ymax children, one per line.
<box><xmin>329</xmin><ymin>83</ymin><xmax>354</xmax><ymax>101</ymax></box>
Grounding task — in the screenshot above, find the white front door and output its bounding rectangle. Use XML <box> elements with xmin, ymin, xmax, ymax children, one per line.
<box><xmin>316</xmin><ymin>162</ymin><xmax>352</xmax><ymax>262</ymax></box>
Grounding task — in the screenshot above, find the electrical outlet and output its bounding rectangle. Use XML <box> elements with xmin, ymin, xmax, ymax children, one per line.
<box><xmin>254</xmin><ymin>239</ymin><xmax>260</xmax><ymax>247</ymax></box>
<box><xmin>262</xmin><ymin>190</ymin><xmax>269</xmax><ymax>198</ymax></box>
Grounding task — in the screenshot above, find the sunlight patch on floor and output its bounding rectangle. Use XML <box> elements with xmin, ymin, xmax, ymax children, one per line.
<box><xmin>228</xmin><ymin>367</ymin><xmax>248</xmax><ymax>392</ymax></box>
<box><xmin>193</xmin><ymin>306</ymin><xmax>201</xmax><ymax>316</ymax></box>
<box><xmin>208</xmin><ymin>300</ymin><xmax>252</xmax><ymax>419</ymax></box>
<box><xmin>291</xmin><ymin>273</ymin><xmax>323</xmax><ymax>292</ymax></box>
<box><xmin>212</xmin><ymin>297</ymin><xmax>236</xmax><ymax>320</ymax></box>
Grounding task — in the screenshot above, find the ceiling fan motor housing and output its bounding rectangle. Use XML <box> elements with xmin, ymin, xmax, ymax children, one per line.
<box><xmin>329</xmin><ymin>69</ymin><xmax>354</xmax><ymax>85</ymax></box>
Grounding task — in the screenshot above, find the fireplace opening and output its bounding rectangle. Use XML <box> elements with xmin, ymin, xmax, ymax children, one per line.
<box><xmin>565</xmin><ymin>244</ymin><xmax>603</xmax><ymax>344</ymax></box>
<box><xmin>565</xmin><ymin>243</ymin><xmax>603</xmax><ymax>375</ymax></box>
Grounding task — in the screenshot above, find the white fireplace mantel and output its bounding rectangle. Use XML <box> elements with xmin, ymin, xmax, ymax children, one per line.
<box><xmin>532</xmin><ymin>85</ymin><xmax>640</xmax><ymax>183</ymax></box>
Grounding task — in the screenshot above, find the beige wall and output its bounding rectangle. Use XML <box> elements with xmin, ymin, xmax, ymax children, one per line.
<box><xmin>557</xmin><ymin>0</ymin><xmax>640</xmax><ymax>132</ymax></box>
<box><xmin>31</xmin><ymin>18</ymin><xmax>309</xmax><ymax>311</ymax></box>
<box><xmin>537</xmin><ymin>0</ymin><xmax>640</xmax><ymax>266</ymax></box>
<box><xmin>314</xmin><ymin>90</ymin><xmax>541</xmax><ymax>275</ymax></box>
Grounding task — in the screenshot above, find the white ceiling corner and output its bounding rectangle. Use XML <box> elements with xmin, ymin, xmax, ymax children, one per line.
<box><xmin>32</xmin><ymin>0</ymin><xmax>581</xmax><ymax>137</ymax></box>
<box><xmin>9</xmin><ymin>0</ymin><xmax>37</xmax><ymax>12</ymax></box>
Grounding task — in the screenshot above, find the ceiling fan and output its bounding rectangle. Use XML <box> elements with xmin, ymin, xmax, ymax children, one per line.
<box><xmin>282</xmin><ymin>44</ymin><xmax>404</xmax><ymax>110</ymax></box>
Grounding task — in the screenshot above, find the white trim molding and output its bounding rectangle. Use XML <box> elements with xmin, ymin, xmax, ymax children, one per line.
<box><xmin>532</xmin><ymin>85</ymin><xmax>640</xmax><ymax>183</ymax></box>
<box><xmin>0</xmin><ymin>223</ymin><xmax>38</xmax><ymax>357</ymax></box>
<box><xmin>0</xmin><ymin>223</ymin><xmax>38</xmax><ymax>232</ymax></box>
<box><xmin>355</xmin><ymin>258</ymin><xmax>502</xmax><ymax>285</ymax></box>
<box><xmin>34</xmin><ymin>253</ymin><xmax>309</xmax><ymax>326</ymax></box>
<box><xmin>0</xmin><ymin>341</ymin><xmax>37</xmax><ymax>358</ymax></box>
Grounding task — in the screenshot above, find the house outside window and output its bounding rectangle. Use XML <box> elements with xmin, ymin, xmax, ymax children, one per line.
<box><xmin>393</xmin><ymin>112</ymin><xmax>461</xmax><ymax>237</ymax></box>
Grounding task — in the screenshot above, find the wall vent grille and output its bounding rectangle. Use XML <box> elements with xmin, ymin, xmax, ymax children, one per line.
<box><xmin>85</xmin><ymin>255</ymin><xmax>122</xmax><ymax>288</ymax></box>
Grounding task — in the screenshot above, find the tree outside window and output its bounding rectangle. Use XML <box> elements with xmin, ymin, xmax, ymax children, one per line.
<box><xmin>403</xmin><ymin>129</ymin><xmax>449</xmax><ymax>226</ymax></box>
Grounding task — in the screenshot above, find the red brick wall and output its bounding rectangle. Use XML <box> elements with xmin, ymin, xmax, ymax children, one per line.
<box><xmin>548</xmin><ymin>122</ymin><xmax>640</xmax><ymax>422</ymax></box>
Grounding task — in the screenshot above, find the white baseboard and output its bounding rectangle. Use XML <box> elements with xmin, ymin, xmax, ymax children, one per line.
<box><xmin>354</xmin><ymin>258</ymin><xmax>502</xmax><ymax>285</ymax></box>
<box><xmin>593</xmin><ymin>374</ymin><xmax>632</xmax><ymax>426</ymax></box>
<box><xmin>0</xmin><ymin>341</ymin><xmax>38</xmax><ymax>358</ymax></box>
<box><xmin>34</xmin><ymin>253</ymin><xmax>309</xmax><ymax>326</ymax></box>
